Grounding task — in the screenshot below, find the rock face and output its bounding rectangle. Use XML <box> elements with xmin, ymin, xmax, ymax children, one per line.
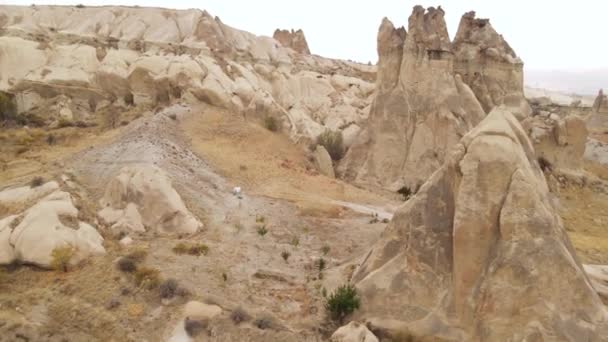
<box><xmin>330</xmin><ymin>321</ymin><xmax>378</xmax><ymax>342</ymax></box>
<box><xmin>453</xmin><ymin>11</ymin><xmax>530</xmax><ymax>117</ymax></box>
<box><xmin>339</xmin><ymin>7</ymin><xmax>485</xmax><ymax>191</ymax></box>
<box><xmin>273</xmin><ymin>29</ymin><xmax>311</xmax><ymax>54</ymax></box>
<box><xmin>98</xmin><ymin>166</ymin><xmax>202</xmax><ymax>234</ymax></box>
<box><xmin>0</xmin><ymin>5</ymin><xmax>373</xmax><ymax>142</ymax></box>
<box><xmin>313</xmin><ymin>145</ymin><xmax>335</xmax><ymax>178</ymax></box>
<box><xmin>0</xmin><ymin>182</ymin><xmax>105</xmax><ymax>268</ymax></box>
<box><xmin>352</xmin><ymin>108</ymin><xmax>608</xmax><ymax>341</ymax></box>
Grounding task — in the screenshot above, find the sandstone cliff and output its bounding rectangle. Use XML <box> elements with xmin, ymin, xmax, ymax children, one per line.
<box><xmin>339</xmin><ymin>7</ymin><xmax>485</xmax><ymax>191</ymax></box>
<box><xmin>352</xmin><ymin>107</ymin><xmax>608</xmax><ymax>341</ymax></box>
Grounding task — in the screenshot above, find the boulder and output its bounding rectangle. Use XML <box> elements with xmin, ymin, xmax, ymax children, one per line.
<box><xmin>339</xmin><ymin>7</ymin><xmax>485</xmax><ymax>191</ymax></box>
<box><xmin>0</xmin><ymin>185</ymin><xmax>105</xmax><ymax>268</ymax></box>
<box><xmin>352</xmin><ymin>108</ymin><xmax>608</xmax><ymax>340</ymax></box>
<box><xmin>313</xmin><ymin>145</ymin><xmax>335</xmax><ymax>178</ymax></box>
<box><xmin>99</xmin><ymin>166</ymin><xmax>202</xmax><ymax>234</ymax></box>
<box><xmin>331</xmin><ymin>321</ymin><xmax>378</xmax><ymax>342</ymax></box>
<box><xmin>184</xmin><ymin>301</ymin><xmax>222</xmax><ymax>321</ymax></box>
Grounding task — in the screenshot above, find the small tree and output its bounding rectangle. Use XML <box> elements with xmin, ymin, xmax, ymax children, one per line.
<box><xmin>316</xmin><ymin>130</ymin><xmax>344</xmax><ymax>160</ymax></box>
<box><xmin>325</xmin><ymin>284</ymin><xmax>360</xmax><ymax>322</ymax></box>
<box><xmin>50</xmin><ymin>246</ymin><xmax>75</xmax><ymax>272</ymax></box>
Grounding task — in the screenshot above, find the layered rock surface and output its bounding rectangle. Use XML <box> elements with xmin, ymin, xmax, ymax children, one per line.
<box><xmin>339</xmin><ymin>7</ymin><xmax>485</xmax><ymax>190</ymax></box>
<box><xmin>0</xmin><ymin>5</ymin><xmax>373</xmax><ymax>141</ymax></box>
<box><xmin>352</xmin><ymin>108</ymin><xmax>608</xmax><ymax>341</ymax></box>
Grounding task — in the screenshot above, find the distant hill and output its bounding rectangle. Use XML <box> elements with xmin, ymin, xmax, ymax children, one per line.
<box><xmin>525</xmin><ymin>69</ymin><xmax>607</xmax><ymax>96</ymax></box>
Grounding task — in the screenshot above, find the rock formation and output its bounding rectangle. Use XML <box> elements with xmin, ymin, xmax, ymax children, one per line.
<box><xmin>453</xmin><ymin>11</ymin><xmax>530</xmax><ymax>117</ymax></box>
<box><xmin>273</xmin><ymin>29</ymin><xmax>311</xmax><ymax>54</ymax></box>
<box><xmin>98</xmin><ymin>166</ymin><xmax>202</xmax><ymax>235</ymax></box>
<box><xmin>352</xmin><ymin>108</ymin><xmax>608</xmax><ymax>341</ymax></box>
<box><xmin>0</xmin><ymin>181</ymin><xmax>105</xmax><ymax>268</ymax></box>
<box><xmin>593</xmin><ymin>89</ymin><xmax>608</xmax><ymax>114</ymax></box>
<box><xmin>339</xmin><ymin>7</ymin><xmax>485</xmax><ymax>191</ymax></box>
<box><xmin>0</xmin><ymin>5</ymin><xmax>373</xmax><ymax>142</ymax></box>
<box><xmin>524</xmin><ymin>114</ymin><xmax>588</xmax><ymax>170</ymax></box>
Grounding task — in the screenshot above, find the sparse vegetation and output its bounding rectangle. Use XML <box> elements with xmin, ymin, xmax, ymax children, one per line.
<box><xmin>325</xmin><ymin>284</ymin><xmax>360</xmax><ymax>322</ymax></box>
<box><xmin>231</xmin><ymin>307</ymin><xmax>250</xmax><ymax>324</ymax></box>
<box><xmin>538</xmin><ymin>156</ymin><xmax>553</xmax><ymax>173</ymax></box>
<box><xmin>397</xmin><ymin>186</ymin><xmax>412</xmax><ymax>201</ymax></box>
<box><xmin>159</xmin><ymin>278</ymin><xmax>179</xmax><ymax>299</ymax></box>
<box><xmin>263</xmin><ymin>116</ymin><xmax>279</xmax><ymax>132</ymax></box>
<box><xmin>321</xmin><ymin>245</ymin><xmax>330</xmax><ymax>255</ymax></box>
<box><xmin>126</xmin><ymin>248</ymin><xmax>148</xmax><ymax>262</ymax></box>
<box><xmin>222</xmin><ymin>272</ymin><xmax>228</xmax><ymax>282</ymax></box>
<box><xmin>117</xmin><ymin>257</ymin><xmax>137</xmax><ymax>273</ymax></box>
<box><xmin>316</xmin><ymin>257</ymin><xmax>326</xmax><ymax>272</ymax></box>
<box><xmin>173</xmin><ymin>242</ymin><xmax>209</xmax><ymax>256</ymax></box>
<box><xmin>184</xmin><ymin>318</ymin><xmax>207</xmax><ymax>337</ymax></box>
<box><xmin>255</xmin><ymin>215</ymin><xmax>265</xmax><ymax>224</ymax></box>
<box><xmin>134</xmin><ymin>267</ymin><xmax>161</xmax><ymax>289</ymax></box>
<box><xmin>254</xmin><ymin>316</ymin><xmax>274</xmax><ymax>330</ymax></box>
<box><xmin>290</xmin><ymin>236</ymin><xmax>300</xmax><ymax>247</ymax></box>
<box><xmin>168</xmin><ymin>113</ymin><xmax>177</xmax><ymax>121</ymax></box>
<box><xmin>316</xmin><ymin>130</ymin><xmax>344</xmax><ymax>160</ymax></box>
<box><xmin>30</xmin><ymin>176</ymin><xmax>45</xmax><ymax>188</ymax></box>
<box><xmin>257</xmin><ymin>225</ymin><xmax>268</xmax><ymax>236</ymax></box>
<box><xmin>50</xmin><ymin>245</ymin><xmax>74</xmax><ymax>272</ymax></box>
<box><xmin>281</xmin><ymin>251</ymin><xmax>290</xmax><ymax>262</ymax></box>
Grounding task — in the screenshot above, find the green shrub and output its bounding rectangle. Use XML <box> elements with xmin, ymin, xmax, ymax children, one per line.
<box><xmin>316</xmin><ymin>130</ymin><xmax>344</xmax><ymax>160</ymax></box>
<box><xmin>325</xmin><ymin>284</ymin><xmax>360</xmax><ymax>322</ymax></box>
<box><xmin>263</xmin><ymin>116</ymin><xmax>279</xmax><ymax>132</ymax></box>
<box><xmin>50</xmin><ymin>246</ymin><xmax>74</xmax><ymax>272</ymax></box>
<box><xmin>316</xmin><ymin>258</ymin><xmax>326</xmax><ymax>272</ymax></box>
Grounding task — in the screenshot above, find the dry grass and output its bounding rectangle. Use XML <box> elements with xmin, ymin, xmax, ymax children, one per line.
<box><xmin>560</xmin><ymin>184</ymin><xmax>608</xmax><ymax>263</ymax></box>
<box><xmin>172</xmin><ymin>242</ymin><xmax>209</xmax><ymax>256</ymax></box>
<box><xmin>181</xmin><ymin>106</ymin><xmax>393</xmax><ymax>212</ymax></box>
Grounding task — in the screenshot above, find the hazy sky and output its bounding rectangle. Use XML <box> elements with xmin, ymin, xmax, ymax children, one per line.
<box><xmin>3</xmin><ymin>0</ymin><xmax>607</xmax><ymax>71</ymax></box>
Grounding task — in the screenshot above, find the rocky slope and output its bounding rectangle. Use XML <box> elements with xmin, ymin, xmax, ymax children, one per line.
<box><xmin>0</xmin><ymin>5</ymin><xmax>374</xmax><ymax>143</ymax></box>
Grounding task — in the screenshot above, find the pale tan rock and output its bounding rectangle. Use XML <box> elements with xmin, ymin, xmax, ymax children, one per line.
<box><xmin>584</xmin><ymin>264</ymin><xmax>608</xmax><ymax>302</ymax></box>
<box><xmin>352</xmin><ymin>107</ymin><xmax>608</xmax><ymax>341</ymax></box>
<box><xmin>523</xmin><ymin>114</ymin><xmax>588</xmax><ymax>170</ymax></box>
<box><xmin>339</xmin><ymin>8</ymin><xmax>485</xmax><ymax>191</ymax></box>
<box><xmin>0</xmin><ymin>181</ymin><xmax>59</xmax><ymax>207</ymax></box>
<box><xmin>99</xmin><ymin>166</ymin><xmax>202</xmax><ymax>234</ymax></box>
<box><xmin>330</xmin><ymin>321</ymin><xmax>378</xmax><ymax>342</ymax></box>
<box><xmin>313</xmin><ymin>145</ymin><xmax>335</xmax><ymax>178</ymax></box>
<box><xmin>184</xmin><ymin>301</ymin><xmax>222</xmax><ymax>321</ymax></box>
<box><xmin>1</xmin><ymin>189</ymin><xmax>105</xmax><ymax>268</ymax></box>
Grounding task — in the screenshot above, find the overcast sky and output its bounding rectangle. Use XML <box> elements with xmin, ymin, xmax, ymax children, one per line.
<box><xmin>3</xmin><ymin>0</ymin><xmax>607</xmax><ymax>72</ymax></box>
